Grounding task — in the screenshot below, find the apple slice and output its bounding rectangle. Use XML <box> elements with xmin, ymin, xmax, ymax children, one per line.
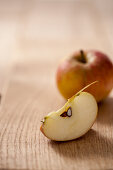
<box><xmin>40</xmin><ymin>83</ymin><xmax>98</xmax><ymax>141</ymax></box>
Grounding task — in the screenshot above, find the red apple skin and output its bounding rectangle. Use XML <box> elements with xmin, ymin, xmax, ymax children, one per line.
<box><xmin>56</xmin><ymin>50</ymin><xmax>113</xmax><ymax>102</ymax></box>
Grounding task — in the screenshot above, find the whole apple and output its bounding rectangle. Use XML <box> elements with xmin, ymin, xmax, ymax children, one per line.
<box><xmin>56</xmin><ymin>50</ymin><xmax>113</xmax><ymax>102</ymax></box>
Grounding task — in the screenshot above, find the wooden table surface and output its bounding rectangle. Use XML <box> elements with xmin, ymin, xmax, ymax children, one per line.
<box><xmin>0</xmin><ymin>0</ymin><xmax>113</xmax><ymax>169</ymax></box>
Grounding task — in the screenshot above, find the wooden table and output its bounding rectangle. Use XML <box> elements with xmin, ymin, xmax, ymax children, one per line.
<box><xmin>0</xmin><ymin>0</ymin><xmax>113</xmax><ymax>169</ymax></box>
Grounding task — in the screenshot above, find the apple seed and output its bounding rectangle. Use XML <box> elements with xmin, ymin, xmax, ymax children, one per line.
<box><xmin>60</xmin><ymin>107</ymin><xmax>72</xmax><ymax>117</ymax></box>
<box><xmin>67</xmin><ymin>107</ymin><xmax>72</xmax><ymax>117</ymax></box>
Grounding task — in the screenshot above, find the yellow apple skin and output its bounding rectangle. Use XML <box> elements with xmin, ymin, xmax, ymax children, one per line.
<box><xmin>56</xmin><ymin>50</ymin><xmax>113</xmax><ymax>102</ymax></box>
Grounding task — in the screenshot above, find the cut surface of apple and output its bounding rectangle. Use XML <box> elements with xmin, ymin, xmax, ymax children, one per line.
<box><xmin>40</xmin><ymin>92</ymin><xmax>98</xmax><ymax>141</ymax></box>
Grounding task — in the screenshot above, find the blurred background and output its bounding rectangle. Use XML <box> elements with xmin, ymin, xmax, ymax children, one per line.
<box><xmin>0</xmin><ymin>0</ymin><xmax>113</xmax><ymax>64</ymax></box>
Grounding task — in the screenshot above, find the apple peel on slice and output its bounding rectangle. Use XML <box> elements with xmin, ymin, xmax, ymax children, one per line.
<box><xmin>40</xmin><ymin>82</ymin><xmax>98</xmax><ymax>141</ymax></box>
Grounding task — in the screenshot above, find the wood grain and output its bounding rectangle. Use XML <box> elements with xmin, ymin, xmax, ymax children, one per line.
<box><xmin>0</xmin><ymin>0</ymin><xmax>113</xmax><ymax>169</ymax></box>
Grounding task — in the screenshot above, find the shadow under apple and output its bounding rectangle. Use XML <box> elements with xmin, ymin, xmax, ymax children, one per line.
<box><xmin>48</xmin><ymin>129</ymin><xmax>113</xmax><ymax>160</ymax></box>
<box><xmin>97</xmin><ymin>97</ymin><xmax>113</xmax><ymax>126</ymax></box>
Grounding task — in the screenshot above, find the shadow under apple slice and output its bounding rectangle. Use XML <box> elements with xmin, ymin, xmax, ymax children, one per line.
<box><xmin>48</xmin><ymin>129</ymin><xmax>113</xmax><ymax>160</ymax></box>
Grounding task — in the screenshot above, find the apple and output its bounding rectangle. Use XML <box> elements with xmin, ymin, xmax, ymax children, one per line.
<box><xmin>40</xmin><ymin>83</ymin><xmax>98</xmax><ymax>141</ymax></box>
<box><xmin>56</xmin><ymin>50</ymin><xmax>113</xmax><ymax>102</ymax></box>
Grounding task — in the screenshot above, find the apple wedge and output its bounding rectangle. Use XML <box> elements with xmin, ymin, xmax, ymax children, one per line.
<box><xmin>40</xmin><ymin>83</ymin><xmax>98</xmax><ymax>141</ymax></box>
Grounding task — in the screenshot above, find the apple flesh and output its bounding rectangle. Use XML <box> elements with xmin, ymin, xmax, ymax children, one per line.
<box><xmin>40</xmin><ymin>91</ymin><xmax>98</xmax><ymax>141</ymax></box>
<box><xmin>56</xmin><ymin>50</ymin><xmax>113</xmax><ymax>102</ymax></box>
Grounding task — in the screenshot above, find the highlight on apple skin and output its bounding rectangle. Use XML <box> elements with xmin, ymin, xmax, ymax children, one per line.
<box><xmin>56</xmin><ymin>50</ymin><xmax>113</xmax><ymax>102</ymax></box>
<box><xmin>40</xmin><ymin>88</ymin><xmax>98</xmax><ymax>141</ymax></box>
